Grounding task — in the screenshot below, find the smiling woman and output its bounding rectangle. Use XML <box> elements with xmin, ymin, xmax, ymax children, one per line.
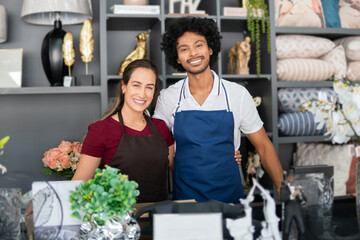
<box><xmin>72</xmin><ymin>59</ymin><xmax>175</xmax><ymax>203</ymax></box>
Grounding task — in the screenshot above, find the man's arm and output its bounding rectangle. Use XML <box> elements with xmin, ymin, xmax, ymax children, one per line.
<box><xmin>246</xmin><ymin>127</ymin><xmax>283</xmax><ymax>194</ymax></box>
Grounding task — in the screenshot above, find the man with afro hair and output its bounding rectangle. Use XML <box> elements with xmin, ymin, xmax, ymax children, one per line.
<box><xmin>154</xmin><ymin>17</ymin><xmax>283</xmax><ymax>203</ymax></box>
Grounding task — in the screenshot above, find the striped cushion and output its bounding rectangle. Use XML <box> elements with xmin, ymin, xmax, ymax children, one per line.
<box><xmin>276</xmin><ymin>35</ymin><xmax>335</xmax><ymax>59</ymax></box>
<box><xmin>278</xmin><ymin>112</ymin><xmax>326</xmax><ymax>136</ymax></box>
<box><xmin>277</xmin><ymin>58</ymin><xmax>334</xmax><ymax>81</ymax></box>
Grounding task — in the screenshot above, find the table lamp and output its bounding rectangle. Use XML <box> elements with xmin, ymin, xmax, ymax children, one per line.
<box><xmin>21</xmin><ymin>0</ymin><xmax>92</xmax><ymax>86</ymax></box>
<box><xmin>0</xmin><ymin>5</ymin><xmax>7</xmax><ymax>43</ymax></box>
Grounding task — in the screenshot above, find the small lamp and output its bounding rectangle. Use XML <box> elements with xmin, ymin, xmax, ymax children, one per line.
<box><xmin>21</xmin><ymin>0</ymin><xmax>92</xmax><ymax>86</ymax></box>
<box><xmin>0</xmin><ymin>5</ymin><xmax>7</xmax><ymax>43</ymax></box>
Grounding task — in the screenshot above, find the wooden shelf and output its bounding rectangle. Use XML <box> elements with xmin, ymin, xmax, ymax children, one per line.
<box><xmin>0</xmin><ymin>86</ymin><xmax>101</xmax><ymax>95</ymax></box>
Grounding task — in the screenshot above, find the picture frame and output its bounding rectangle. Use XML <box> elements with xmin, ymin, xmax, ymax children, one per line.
<box><xmin>32</xmin><ymin>180</ymin><xmax>82</xmax><ymax>240</ymax></box>
<box><xmin>0</xmin><ymin>48</ymin><xmax>23</xmax><ymax>88</ymax></box>
<box><xmin>284</xmin><ymin>165</ymin><xmax>334</xmax><ymax>240</ymax></box>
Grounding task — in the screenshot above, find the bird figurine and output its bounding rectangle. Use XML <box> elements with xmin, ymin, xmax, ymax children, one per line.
<box><xmin>118</xmin><ymin>33</ymin><xmax>149</xmax><ymax>75</ymax></box>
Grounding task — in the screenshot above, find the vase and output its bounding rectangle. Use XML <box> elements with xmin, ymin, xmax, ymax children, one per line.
<box><xmin>79</xmin><ymin>212</ymin><xmax>140</xmax><ymax>240</ymax></box>
<box><xmin>123</xmin><ymin>0</ymin><xmax>147</xmax><ymax>5</ymax></box>
<box><xmin>0</xmin><ymin>188</ymin><xmax>22</xmax><ymax>240</ymax></box>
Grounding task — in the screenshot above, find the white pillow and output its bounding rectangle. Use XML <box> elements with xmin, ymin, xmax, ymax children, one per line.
<box><xmin>295</xmin><ymin>142</ymin><xmax>353</xmax><ymax>196</ymax></box>
<box><xmin>320</xmin><ymin>45</ymin><xmax>347</xmax><ymax>79</ymax></box>
<box><xmin>276</xmin><ymin>35</ymin><xmax>335</xmax><ymax>59</ymax></box>
<box><xmin>347</xmin><ymin>61</ymin><xmax>360</xmax><ymax>81</ymax></box>
<box><xmin>277</xmin><ymin>58</ymin><xmax>335</xmax><ymax>81</ymax></box>
<box><xmin>334</xmin><ymin>36</ymin><xmax>360</xmax><ymax>61</ymax></box>
<box><xmin>339</xmin><ymin>0</ymin><xmax>360</xmax><ymax>29</ymax></box>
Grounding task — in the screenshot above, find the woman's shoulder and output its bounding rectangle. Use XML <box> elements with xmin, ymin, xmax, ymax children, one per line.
<box><xmin>88</xmin><ymin>117</ymin><xmax>119</xmax><ymax>131</ymax></box>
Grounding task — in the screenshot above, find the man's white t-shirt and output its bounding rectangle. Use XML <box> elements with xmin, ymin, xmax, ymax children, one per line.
<box><xmin>153</xmin><ymin>71</ymin><xmax>263</xmax><ymax>150</ymax></box>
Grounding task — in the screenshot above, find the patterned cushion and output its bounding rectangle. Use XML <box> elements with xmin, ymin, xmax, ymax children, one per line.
<box><xmin>277</xmin><ymin>59</ymin><xmax>335</xmax><ymax>81</ymax></box>
<box><xmin>339</xmin><ymin>0</ymin><xmax>360</xmax><ymax>29</ymax></box>
<box><xmin>335</xmin><ymin>36</ymin><xmax>360</xmax><ymax>61</ymax></box>
<box><xmin>278</xmin><ymin>87</ymin><xmax>336</xmax><ymax>113</ymax></box>
<box><xmin>274</xmin><ymin>0</ymin><xmax>326</xmax><ymax>27</ymax></box>
<box><xmin>347</xmin><ymin>61</ymin><xmax>360</xmax><ymax>81</ymax></box>
<box><xmin>321</xmin><ymin>0</ymin><xmax>341</xmax><ymax>28</ymax></box>
<box><xmin>320</xmin><ymin>45</ymin><xmax>347</xmax><ymax>79</ymax></box>
<box><xmin>295</xmin><ymin>142</ymin><xmax>354</xmax><ymax>196</ymax></box>
<box><xmin>278</xmin><ymin>111</ymin><xmax>326</xmax><ymax>136</ymax></box>
<box><xmin>276</xmin><ymin>35</ymin><xmax>335</xmax><ymax>59</ymax></box>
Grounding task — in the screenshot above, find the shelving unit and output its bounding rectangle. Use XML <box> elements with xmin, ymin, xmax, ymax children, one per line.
<box><xmin>269</xmin><ymin>3</ymin><xmax>360</xmax><ymax>170</ymax></box>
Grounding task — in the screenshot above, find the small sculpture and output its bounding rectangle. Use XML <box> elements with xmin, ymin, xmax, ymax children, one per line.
<box><xmin>226</xmin><ymin>178</ymin><xmax>281</xmax><ymax>240</ymax></box>
<box><xmin>228</xmin><ymin>36</ymin><xmax>251</xmax><ymax>75</ymax></box>
<box><xmin>79</xmin><ymin>18</ymin><xmax>94</xmax><ymax>76</ymax></box>
<box><xmin>280</xmin><ymin>168</ymin><xmax>307</xmax><ymax>240</ymax></box>
<box><xmin>62</xmin><ymin>32</ymin><xmax>75</xmax><ymax>77</ymax></box>
<box><xmin>0</xmin><ymin>136</ymin><xmax>10</xmax><ymax>174</ymax></box>
<box><xmin>169</xmin><ymin>0</ymin><xmax>204</xmax><ymax>14</ymax></box>
<box><xmin>118</xmin><ymin>33</ymin><xmax>149</xmax><ymax>75</ymax></box>
<box><xmin>253</xmin><ymin>96</ymin><xmax>261</xmax><ymax>107</ymax></box>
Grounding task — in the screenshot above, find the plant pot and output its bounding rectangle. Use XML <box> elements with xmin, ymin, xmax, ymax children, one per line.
<box><xmin>79</xmin><ymin>212</ymin><xmax>140</xmax><ymax>240</ymax></box>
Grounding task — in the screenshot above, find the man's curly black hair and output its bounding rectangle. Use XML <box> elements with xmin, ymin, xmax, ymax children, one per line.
<box><xmin>160</xmin><ymin>17</ymin><xmax>222</xmax><ymax>72</ymax></box>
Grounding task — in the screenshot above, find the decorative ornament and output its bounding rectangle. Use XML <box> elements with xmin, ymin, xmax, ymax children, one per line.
<box><xmin>79</xmin><ymin>18</ymin><xmax>94</xmax><ymax>75</ymax></box>
<box><xmin>118</xmin><ymin>33</ymin><xmax>149</xmax><ymax>75</ymax></box>
<box><xmin>228</xmin><ymin>36</ymin><xmax>251</xmax><ymax>75</ymax></box>
<box><xmin>245</xmin><ymin>0</ymin><xmax>271</xmax><ymax>76</ymax></box>
<box><xmin>62</xmin><ymin>32</ymin><xmax>75</xmax><ymax>77</ymax></box>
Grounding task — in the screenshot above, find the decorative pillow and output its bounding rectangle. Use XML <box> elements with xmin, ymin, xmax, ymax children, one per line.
<box><xmin>276</xmin><ymin>35</ymin><xmax>335</xmax><ymax>59</ymax></box>
<box><xmin>321</xmin><ymin>0</ymin><xmax>342</xmax><ymax>28</ymax></box>
<box><xmin>278</xmin><ymin>87</ymin><xmax>336</xmax><ymax>113</ymax></box>
<box><xmin>278</xmin><ymin>111</ymin><xmax>326</xmax><ymax>136</ymax></box>
<box><xmin>277</xmin><ymin>59</ymin><xmax>335</xmax><ymax>81</ymax></box>
<box><xmin>274</xmin><ymin>0</ymin><xmax>326</xmax><ymax>27</ymax></box>
<box><xmin>320</xmin><ymin>45</ymin><xmax>347</xmax><ymax>79</ymax></box>
<box><xmin>334</xmin><ymin>36</ymin><xmax>360</xmax><ymax>61</ymax></box>
<box><xmin>339</xmin><ymin>0</ymin><xmax>360</xmax><ymax>29</ymax></box>
<box><xmin>347</xmin><ymin>61</ymin><xmax>360</xmax><ymax>81</ymax></box>
<box><xmin>294</xmin><ymin>142</ymin><xmax>354</xmax><ymax>196</ymax></box>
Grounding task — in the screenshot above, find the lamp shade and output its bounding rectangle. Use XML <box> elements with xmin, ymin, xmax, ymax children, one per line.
<box><xmin>21</xmin><ymin>0</ymin><xmax>93</xmax><ymax>25</ymax></box>
<box><xmin>0</xmin><ymin>5</ymin><xmax>7</xmax><ymax>43</ymax></box>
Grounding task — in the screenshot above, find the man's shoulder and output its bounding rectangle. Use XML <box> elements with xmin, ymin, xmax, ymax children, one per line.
<box><xmin>159</xmin><ymin>79</ymin><xmax>184</xmax><ymax>97</ymax></box>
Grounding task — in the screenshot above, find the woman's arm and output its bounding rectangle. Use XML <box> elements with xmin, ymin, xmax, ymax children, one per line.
<box><xmin>168</xmin><ymin>144</ymin><xmax>175</xmax><ymax>171</ymax></box>
<box><xmin>72</xmin><ymin>154</ymin><xmax>101</xmax><ymax>181</ymax></box>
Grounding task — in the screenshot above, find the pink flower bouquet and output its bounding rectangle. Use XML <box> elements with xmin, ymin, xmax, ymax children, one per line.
<box><xmin>42</xmin><ymin>140</ymin><xmax>83</xmax><ymax>180</ymax></box>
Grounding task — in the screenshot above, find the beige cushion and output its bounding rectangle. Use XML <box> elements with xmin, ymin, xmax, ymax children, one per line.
<box><xmin>321</xmin><ymin>45</ymin><xmax>347</xmax><ymax>79</ymax></box>
<box><xmin>276</xmin><ymin>35</ymin><xmax>335</xmax><ymax>59</ymax></box>
<box><xmin>295</xmin><ymin>142</ymin><xmax>353</xmax><ymax>196</ymax></box>
<box><xmin>274</xmin><ymin>0</ymin><xmax>326</xmax><ymax>27</ymax></box>
<box><xmin>277</xmin><ymin>58</ymin><xmax>334</xmax><ymax>81</ymax></box>
<box><xmin>335</xmin><ymin>36</ymin><xmax>360</xmax><ymax>61</ymax></box>
<box><xmin>347</xmin><ymin>61</ymin><xmax>360</xmax><ymax>81</ymax></box>
<box><xmin>339</xmin><ymin>0</ymin><xmax>360</xmax><ymax>29</ymax></box>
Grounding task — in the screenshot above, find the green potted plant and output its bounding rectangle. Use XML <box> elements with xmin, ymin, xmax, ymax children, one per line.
<box><xmin>245</xmin><ymin>0</ymin><xmax>271</xmax><ymax>76</ymax></box>
<box><xmin>69</xmin><ymin>165</ymin><xmax>140</xmax><ymax>239</ymax></box>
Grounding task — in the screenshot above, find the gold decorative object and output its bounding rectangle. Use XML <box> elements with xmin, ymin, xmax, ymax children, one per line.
<box><xmin>253</xmin><ymin>96</ymin><xmax>261</xmax><ymax>107</ymax></box>
<box><xmin>118</xmin><ymin>33</ymin><xmax>149</xmax><ymax>75</ymax></box>
<box><xmin>63</xmin><ymin>31</ymin><xmax>75</xmax><ymax>77</ymax></box>
<box><xmin>227</xmin><ymin>36</ymin><xmax>251</xmax><ymax>75</ymax></box>
<box><xmin>79</xmin><ymin>18</ymin><xmax>94</xmax><ymax>75</ymax></box>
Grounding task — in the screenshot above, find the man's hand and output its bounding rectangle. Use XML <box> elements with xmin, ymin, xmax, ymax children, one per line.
<box><xmin>234</xmin><ymin>150</ymin><xmax>242</xmax><ymax>165</ymax></box>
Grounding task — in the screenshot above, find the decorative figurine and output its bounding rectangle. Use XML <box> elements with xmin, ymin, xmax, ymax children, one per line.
<box><xmin>0</xmin><ymin>136</ymin><xmax>10</xmax><ymax>174</ymax></box>
<box><xmin>226</xmin><ymin>178</ymin><xmax>281</xmax><ymax>240</ymax></box>
<box><xmin>228</xmin><ymin>36</ymin><xmax>251</xmax><ymax>75</ymax></box>
<box><xmin>78</xmin><ymin>18</ymin><xmax>94</xmax><ymax>86</ymax></box>
<box><xmin>118</xmin><ymin>33</ymin><xmax>149</xmax><ymax>75</ymax></box>
<box><xmin>168</xmin><ymin>0</ymin><xmax>204</xmax><ymax>14</ymax></box>
<box><xmin>62</xmin><ymin>32</ymin><xmax>75</xmax><ymax>87</ymax></box>
<box><xmin>244</xmin><ymin>151</ymin><xmax>264</xmax><ymax>191</ymax></box>
<box><xmin>280</xmin><ymin>167</ymin><xmax>307</xmax><ymax>240</ymax></box>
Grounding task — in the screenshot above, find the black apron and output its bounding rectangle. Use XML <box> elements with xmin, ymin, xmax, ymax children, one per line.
<box><xmin>110</xmin><ymin>112</ymin><xmax>169</xmax><ymax>203</ymax></box>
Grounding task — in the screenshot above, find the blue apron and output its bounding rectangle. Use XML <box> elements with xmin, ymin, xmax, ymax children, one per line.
<box><xmin>173</xmin><ymin>79</ymin><xmax>244</xmax><ymax>203</ymax></box>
